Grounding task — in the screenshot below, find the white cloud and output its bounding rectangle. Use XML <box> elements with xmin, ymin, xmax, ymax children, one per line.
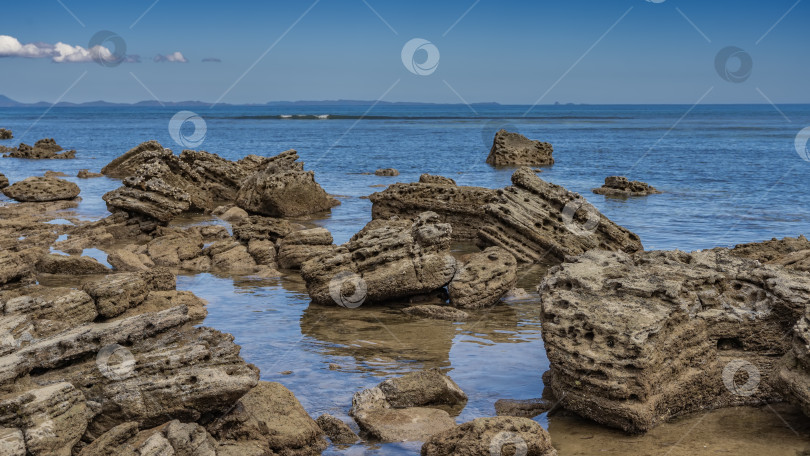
<box><xmin>154</xmin><ymin>51</ymin><xmax>187</xmax><ymax>63</ymax></box>
<box><xmin>0</xmin><ymin>35</ymin><xmax>54</xmax><ymax>58</ymax></box>
<box><xmin>0</xmin><ymin>34</ymin><xmax>139</xmax><ymax>64</ymax></box>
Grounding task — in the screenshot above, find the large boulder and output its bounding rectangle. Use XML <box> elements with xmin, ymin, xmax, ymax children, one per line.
<box><xmin>81</xmin><ymin>268</ymin><xmax>175</xmax><ymax>318</ymax></box>
<box><xmin>2</xmin><ymin>177</ymin><xmax>80</xmax><ymax>202</ymax></box>
<box><xmin>236</xmin><ymin>149</ymin><xmax>339</xmax><ymax>217</ymax></box>
<box><xmin>478</xmin><ymin>167</ymin><xmax>643</xmax><ymax>263</ymax></box>
<box><xmin>592</xmin><ymin>176</ymin><xmax>661</xmax><ymax>197</ymax></box>
<box><xmin>371</xmin><ymin>168</ymin><xmax>642</xmax><ymax>262</ymax></box>
<box><xmin>486</xmin><ymin>130</ymin><xmax>553</xmax><ymax>166</ymax></box>
<box><xmin>421</xmin><ymin>416</ymin><xmax>557</xmax><ymax>456</ymax></box>
<box><xmin>301</xmin><ymin>212</ymin><xmax>457</xmax><ymax>306</ymax></box>
<box><xmin>101</xmin><ymin>140</ymin><xmax>167</xmax><ymax>178</ymax></box>
<box><xmin>102</xmin><ymin>157</ymin><xmax>211</xmax><ymax>222</ymax></box>
<box><xmin>370</xmin><ymin>183</ymin><xmax>498</xmax><ymax>242</ymax></box>
<box><xmin>179</xmin><ymin>150</ymin><xmax>267</xmax><ymax>202</ymax></box>
<box><xmin>448</xmin><ymin>247</ymin><xmax>517</xmax><ymax>309</ymax></box>
<box><xmin>538</xmin><ymin>248</ymin><xmax>810</xmax><ymax>433</ymax></box>
<box><xmin>207</xmin><ymin>381</ymin><xmax>326</xmax><ymax>455</ymax></box>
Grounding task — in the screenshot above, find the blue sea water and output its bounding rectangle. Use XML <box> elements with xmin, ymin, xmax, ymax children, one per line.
<box><xmin>1</xmin><ymin>104</ymin><xmax>809</xmax><ymax>454</ymax></box>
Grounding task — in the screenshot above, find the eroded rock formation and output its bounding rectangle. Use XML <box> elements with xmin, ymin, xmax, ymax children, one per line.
<box><xmin>486</xmin><ymin>130</ymin><xmax>553</xmax><ymax>166</ymax></box>
<box><xmin>300</xmin><ymin>212</ymin><xmax>457</xmax><ymax>306</ymax></box>
<box><xmin>2</xmin><ymin>177</ymin><xmax>80</xmax><ymax>202</ymax></box>
<box><xmin>1</xmin><ymin>138</ymin><xmax>75</xmax><ymax>159</ymax></box>
<box><xmin>236</xmin><ymin>149</ymin><xmax>339</xmax><ymax>217</ymax></box>
<box><xmin>538</xmin><ymin>248</ymin><xmax>810</xmax><ymax>433</ymax></box>
<box><xmin>421</xmin><ymin>416</ymin><xmax>557</xmax><ymax>456</ymax></box>
<box><xmin>448</xmin><ymin>247</ymin><xmax>517</xmax><ymax>309</ymax></box>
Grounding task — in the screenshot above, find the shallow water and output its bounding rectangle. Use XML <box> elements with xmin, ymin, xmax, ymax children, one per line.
<box><xmin>2</xmin><ymin>104</ymin><xmax>810</xmax><ymax>454</ymax></box>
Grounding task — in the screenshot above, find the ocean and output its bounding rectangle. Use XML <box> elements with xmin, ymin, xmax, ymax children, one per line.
<box><xmin>1</xmin><ymin>103</ymin><xmax>809</xmax><ymax>454</ymax></box>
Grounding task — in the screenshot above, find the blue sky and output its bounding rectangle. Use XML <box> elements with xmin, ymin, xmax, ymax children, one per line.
<box><xmin>0</xmin><ymin>0</ymin><xmax>807</xmax><ymax>104</ymax></box>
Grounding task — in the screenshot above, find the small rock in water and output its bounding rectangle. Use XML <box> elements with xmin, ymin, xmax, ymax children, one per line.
<box><xmin>374</xmin><ymin>168</ymin><xmax>399</xmax><ymax>176</ymax></box>
<box><xmin>316</xmin><ymin>414</ymin><xmax>360</xmax><ymax>444</ymax></box>
<box><xmin>486</xmin><ymin>129</ymin><xmax>554</xmax><ymax>166</ymax></box>
<box><xmin>592</xmin><ymin>175</ymin><xmax>661</xmax><ymax>197</ymax></box>
<box><xmin>0</xmin><ymin>128</ymin><xmax>12</xmax><ymax>139</ymax></box>
<box><xmin>77</xmin><ymin>169</ymin><xmax>103</xmax><ymax>178</ymax></box>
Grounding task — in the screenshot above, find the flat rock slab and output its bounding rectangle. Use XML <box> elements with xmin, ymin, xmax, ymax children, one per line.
<box><xmin>354</xmin><ymin>407</ymin><xmax>455</xmax><ymax>443</ymax></box>
<box><xmin>2</xmin><ymin>177</ymin><xmax>80</xmax><ymax>202</ymax></box>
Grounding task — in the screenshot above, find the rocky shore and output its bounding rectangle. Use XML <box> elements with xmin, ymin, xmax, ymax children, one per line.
<box><xmin>1</xmin><ymin>131</ymin><xmax>808</xmax><ymax>454</ymax></box>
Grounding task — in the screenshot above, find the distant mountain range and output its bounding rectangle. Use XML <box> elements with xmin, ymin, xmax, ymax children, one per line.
<box><xmin>0</xmin><ymin>95</ymin><xmax>502</xmax><ymax>108</ymax></box>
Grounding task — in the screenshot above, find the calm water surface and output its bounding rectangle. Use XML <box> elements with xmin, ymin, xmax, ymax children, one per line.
<box><xmin>2</xmin><ymin>104</ymin><xmax>809</xmax><ymax>455</ymax></box>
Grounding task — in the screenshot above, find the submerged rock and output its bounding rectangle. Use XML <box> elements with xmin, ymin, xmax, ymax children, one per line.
<box><xmin>77</xmin><ymin>169</ymin><xmax>103</xmax><ymax>179</ymax></box>
<box><xmin>448</xmin><ymin>247</ymin><xmax>517</xmax><ymax>309</ymax></box>
<box><xmin>486</xmin><ymin>130</ymin><xmax>553</xmax><ymax>166</ymax></box>
<box><xmin>315</xmin><ymin>414</ymin><xmax>359</xmax><ymax>445</ymax></box>
<box><xmin>592</xmin><ymin>176</ymin><xmax>661</xmax><ymax>197</ymax></box>
<box><xmin>1</xmin><ymin>138</ymin><xmax>76</xmax><ymax>159</ymax></box>
<box><xmin>494</xmin><ymin>398</ymin><xmax>553</xmax><ymax>418</ymax></box>
<box><xmin>538</xmin><ymin>248</ymin><xmax>810</xmax><ymax>433</ymax></box>
<box><xmin>375</xmin><ymin>168</ymin><xmax>399</xmax><ymax>177</ymax></box>
<box><xmin>236</xmin><ymin>149</ymin><xmax>339</xmax><ymax>217</ymax></box>
<box><xmin>2</xmin><ymin>176</ymin><xmax>80</xmax><ymax>202</ymax></box>
<box><xmin>402</xmin><ymin>304</ymin><xmax>470</xmax><ymax>321</ymax></box>
<box><xmin>301</xmin><ymin>212</ymin><xmax>457</xmax><ymax>305</ymax></box>
<box><xmin>421</xmin><ymin>416</ymin><xmax>557</xmax><ymax>456</ymax></box>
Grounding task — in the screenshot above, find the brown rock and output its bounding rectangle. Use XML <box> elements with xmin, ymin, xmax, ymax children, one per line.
<box><xmin>593</xmin><ymin>176</ymin><xmax>661</xmax><ymax>197</ymax></box>
<box><xmin>77</xmin><ymin>169</ymin><xmax>104</xmax><ymax>179</ymax></box>
<box><xmin>727</xmin><ymin>235</ymin><xmax>810</xmax><ymax>272</ymax></box>
<box><xmin>419</xmin><ymin>174</ymin><xmax>456</xmax><ymax>185</ymax></box>
<box><xmin>0</xmin><ymin>173</ymin><xmax>8</xmax><ymax>189</ymax></box>
<box><xmin>486</xmin><ymin>130</ymin><xmax>553</xmax><ymax>166</ymax></box>
<box><xmin>208</xmin><ymin>381</ymin><xmax>326</xmax><ymax>454</ymax></box>
<box><xmin>301</xmin><ymin>212</ymin><xmax>457</xmax><ymax>305</ymax></box>
<box><xmin>36</xmin><ymin>253</ymin><xmax>109</xmax><ymax>275</ymax></box>
<box><xmin>236</xmin><ymin>149</ymin><xmax>339</xmax><ymax>217</ymax></box>
<box><xmin>315</xmin><ymin>414</ymin><xmax>359</xmax><ymax>445</ymax></box>
<box><xmin>0</xmin><ymin>128</ymin><xmax>12</xmax><ymax>140</ymax></box>
<box><xmin>375</xmin><ymin>168</ymin><xmax>399</xmax><ymax>177</ymax></box>
<box><xmin>81</xmin><ymin>268</ymin><xmax>174</xmax><ymax>318</ymax></box>
<box><xmin>421</xmin><ymin>416</ymin><xmax>557</xmax><ymax>456</ymax></box>
<box><xmin>478</xmin><ymin>167</ymin><xmax>643</xmax><ymax>263</ymax></box>
<box><xmin>3</xmin><ymin>138</ymin><xmax>76</xmax><ymax>159</ymax></box>
<box><xmin>448</xmin><ymin>247</ymin><xmax>517</xmax><ymax>309</ymax></box>
<box><xmin>538</xmin><ymin>248</ymin><xmax>810</xmax><ymax>433</ymax></box>
<box><xmin>2</xmin><ymin>177</ymin><xmax>80</xmax><ymax>202</ymax></box>
<box><xmin>494</xmin><ymin>398</ymin><xmax>553</xmax><ymax>418</ymax></box>
<box><xmin>232</xmin><ymin>215</ymin><xmax>293</xmax><ymax>243</ymax></box>
<box><xmin>355</xmin><ymin>407</ymin><xmax>455</xmax><ymax>443</ymax></box>
<box><xmin>402</xmin><ymin>305</ymin><xmax>470</xmax><ymax>321</ymax></box>
<box><xmin>370</xmin><ymin>183</ymin><xmax>498</xmax><ymax>242</ymax></box>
